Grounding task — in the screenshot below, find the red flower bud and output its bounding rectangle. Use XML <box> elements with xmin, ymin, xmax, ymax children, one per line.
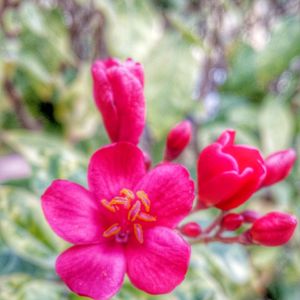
<box><xmin>91</xmin><ymin>58</ymin><xmax>145</xmax><ymax>145</ymax></box>
<box><xmin>261</xmin><ymin>149</ymin><xmax>296</xmax><ymax>187</ymax></box>
<box><xmin>181</xmin><ymin>222</ymin><xmax>202</xmax><ymax>237</ymax></box>
<box><xmin>164</xmin><ymin>120</ymin><xmax>192</xmax><ymax>161</ymax></box>
<box><xmin>249</xmin><ymin>212</ymin><xmax>297</xmax><ymax>246</ymax></box>
<box><xmin>197</xmin><ymin>130</ymin><xmax>266</xmax><ymax>210</ymax></box>
<box><xmin>241</xmin><ymin>210</ymin><xmax>260</xmax><ymax>223</ymax></box>
<box><xmin>221</xmin><ymin>213</ymin><xmax>244</xmax><ymax>231</ymax></box>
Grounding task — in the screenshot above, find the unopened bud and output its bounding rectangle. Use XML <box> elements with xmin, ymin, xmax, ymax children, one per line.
<box><xmin>249</xmin><ymin>212</ymin><xmax>297</xmax><ymax>246</ymax></box>
<box><xmin>181</xmin><ymin>222</ymin><xmax>202</xmax><ymax>237</ymax></box>
<box><xmin>221</xmin><ymin>213</ymin><xmax>244</xmax><ymax>231</ymax></box>
<box><xmin>261</xmin><ymin>149</ymin><xmax>296</xmax><ymax>187</ymax></box>
<box><xmin>164</xmin><ymin>120</ymin><xmax>192</xmax><ymax>161</ymax></box>
<box><xmin>241</xmin><ymin>210</ymin><xmax>260</xmax><ymax>223</ymax></box>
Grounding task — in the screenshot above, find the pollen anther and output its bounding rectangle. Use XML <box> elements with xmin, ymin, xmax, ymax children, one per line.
<box><xmin>137</xmin><ymin>212</ymin><xmax>156</xmax><ymax>222</ymax></box>
<box><xmin>136</xmin><ymin>191</ymin><xmax>151</xmax><ymax>212</ymax></box>
<box><xmin>103</xmin><ymin>223</ymin><xmax>121</xmax><ymax>238</ymax></box>
<box><xmin>133</xmin><ymin>223</ymin><xmax>144</xmax><ymax>244</ymax></box>
<box><xmin>120</xmin><ymin>188</ymin><xmax>135</xmax><ymax>200</ymax></box>
<box><xmin>128</xmin><ymin>201</ymin><xmax>141</xmax><ymax>221</ymax></box>
<box><xmin>110</xmin><ymin>196</ymin><xmax>131</xmax><ymax>209</ymax></box>
<box><xmin>101</xmin><ymin>199</ymin><xmax>116</xmax><ymax>213</ymax></box>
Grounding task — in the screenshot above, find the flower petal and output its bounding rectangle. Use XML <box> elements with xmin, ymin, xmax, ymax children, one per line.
<box><xmin>126</xmin><ymin>226</ymin><xmax>190</xmax><ymax>294</ymax></box>
<box><xmin>197</xmin><ymin>143</ymin><xmax>238</xmax><ymax>182</ymax></box>
<box><xmin>88</xmin><ymin>142</ymin><xmax>146</xmax><ymax>201</ymax></box>
<box><xmin>107</xmin><ymin>65</ymin><xmax>145</xmax><ymax>144</ymax></box>
<box><xmin>135</xmin><ymin>163</ymin><xmax>194</xmax><ymax>228</ymax></box>
<box><xmin>223</xmin><ymin>145</ymin><xmax>266</xmax><ymax>177</ymax></box>
<box><xmin>91</xmin><ymin>60</ymin><xmax>119</xmax><ymax>142</ymax></box>
<box><xmin>216</xmin><ymin>129</ymin><xmax>236</xmax><ymax>146</ymax></box>
<box><xmin>41</xmin><ymin>180</ymin><xmax>103</xmax><ymax>244</ymax></box>
<box><xmin>56</xmin><ymin>244</ymin><xmax>125</xmax><ymax>300</ymax></box>
<box><xmin>198</xmin><ymin>169</ymin><xmax>253</xmax><ymax>207</ymax></box>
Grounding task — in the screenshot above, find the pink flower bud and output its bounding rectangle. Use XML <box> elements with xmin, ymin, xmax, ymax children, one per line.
<box><xmin>91</xmin><ymin>58</ymin><xmax>145</xmax><ymax>145</ymax></box>
<box><xmin>261</xmin><ymin>149</ymin><xmax>296</xmax><ymax>187</ymax></box>
<box><xmin>221</xmin><ymin>213</ymin><xmax>244</xmax><ymax>231</ymax></box>
<box><xmin>197</xmin><ymin>129</ymin><xmax>266</xmax><ymax>210</ymax></box>
<box><xmin>241</xmin><ymin>210</ymin><xmax>260</xmax><ymax>223</ymax></box>
<box><xmin>249</xmin><ymin>212</ymin><xmax>297</xmax><ymax>246</ymax></box>
<box><xmin>181</xmin><ymin>222</ymin><xmax>202</xmax><ymax>237</ymax></box>
<box><xmin>164</xmin><ymin>120</ymin><xmax>192</xmax><ymax>161</ymax></box>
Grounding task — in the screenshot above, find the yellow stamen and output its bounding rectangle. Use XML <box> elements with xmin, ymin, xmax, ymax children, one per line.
<box><xmin>128</xmin><ymin>201</ymin><xmax>141</xmax><ymax>221</ymax></box>
<box><xmin>137</xmin><ymin>212</ymin><xmax>156</xmax><ymax>222</ymax></box>
<box><xmin>110</xmin><ymin>196</ymin><xmax>131</xmax><ymax>209</ymax></box>
<box><xmin>133</xmin><ymin>223</ymin><xmax>144</xmax><ymax>244</ymax></box>
<box><xmin>103</xmin><ymin>223</ymin><xmax>121</xmax><ymax>238</ymax></box>
<box><xmin>101</xmin><ymin>199</ymin><xmax>116</xmax><ymax>213</ymax></box>
<box><xmin>120</xmin><ymin>188</ymin><xmax>135</xmax><ymax>200</ymax></box>
<box><xmin>136</xmin><ymin>191</ymin><xmax>150</xmax><ymax>212</ymax></box>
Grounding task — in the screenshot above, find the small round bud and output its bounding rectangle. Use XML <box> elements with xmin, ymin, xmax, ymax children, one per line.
<box><xmin>241</xmin><ymin>210</ymin><xmax>260</xmax><ymax>223</ymax></box>
<box><xmin>164</xmin><ymin>120</ymin><xmax>192</xmax><ymax>161</ymax></box>
<box><xmin>221</xmin><ymin>213</ymin><xmax>244</xmax><ymax>231</ymax></box>
<box><xmin>249</xmin><ymin>212</ymin><xmax>297</xmax><ymax>246</ymax></box>
<box><xmin>181</xmin><ymin>222</ymin><xmax>202</xmax><ymax>237</ymax></box>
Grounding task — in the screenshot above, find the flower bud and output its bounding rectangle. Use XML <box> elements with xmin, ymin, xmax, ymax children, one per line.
<box><xmin>197</xmin><ymin>129</ymin><xmax>266</xmax><ymax>210</ymax></box>
<box><xmin>221</xmin><ymin>213</ymin><xmax>244</xmax><ymax>231</ymax></box>
<box><xmin>241</xmin><ymin>210</ymin><xmax>260</xmax><ymax>223</ymax></box>
<box><xmin>164</xmin><ymin>120</ymin><xmax>192</xmax><ymax>161</ymax></box>
<box><xmin>180</xmin><ymin>222</ymin><xmax>202</xmax><ymax>237</ymax></box>
<box><xmin>249</xmin><ymin>212</ymin><xmax>297</xmax><ymax>246</ymax></box>
<box><xmin>261</xmin><ymin>149</ymin><xmax>296</xmax><ymax>187</ymax></box>
<box><xmin>91</xmin><ymin>58</ymin><xmax>145</xmax><ymax>144</ymax></box>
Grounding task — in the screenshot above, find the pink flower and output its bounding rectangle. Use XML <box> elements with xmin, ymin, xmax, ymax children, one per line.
<box><xmin>248</xmin><ymin>212</ymin><xmax>297</xmax><ymax>246</ymax></box>
<box><xmin>197</xmin><ymin>129</ymin><xmax>266</xmax><ymax>210</ymax></box>
<box><xmin>261</xmin><ymin>149</ymin><xmax>296</xmax><ymax>187</ymax></box>
<box><xmin>164</xmin><ymin>120</ymin><xmax>192</xmax><ymax>161</ymax></box>
<box><xmin>41</xmin><ymin>142</ymin><xmax>194</xmax><ymax>300</ymax></box>
<box><xmin>91</xmin><ymin>58</ymin><xmax>145</xmax><ymax>145</ymax></box>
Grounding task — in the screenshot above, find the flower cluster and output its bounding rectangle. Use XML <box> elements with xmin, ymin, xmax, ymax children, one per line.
<box><xmin>41</xmin><ymin>58</ymin><xmax>298</xmax><ymax>300</ymax></box>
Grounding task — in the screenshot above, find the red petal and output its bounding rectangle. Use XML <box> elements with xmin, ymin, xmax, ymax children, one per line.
<box><xmin>126</xmin><ymin>226</ymin><xmax>190</xmax><ymax>294</ymax></box>
<box><xmin>41</xmin><ymin>180</ymin><xmax>104</xmax><ymax>244</ymax></box>
<box><xmin>198</xmin><ymin>169</ymin><xmax>253</xmax><ymax>207</ymax></box>
<box><xmin>91</xmin><ymin>60</ymin><xmax>119</xmax><ymax>142</ymax></box>
<box><xmin>107</xmin><ymin>65</ymin><xmax>145</xmax><ymax>144</ymax></box>
<box><xmin>216</xmin><ymin>129</ymin><xmax>236</xmax><ymax>146</ymax></box>
<box><xmin>56</xmin><ymin>243</ymin><xmax>125</xmax><ymax>300</ymax></box>
<box><xmin>197</xmin><ymin>143</ymin><xmax>238</xmax><ymax>183</ymax></box>
<box><xmin>88</xmin><ymin>143</ymin><xmax>146</xmax><ymax>201</ymax></box>
<box><xmin>135</xmin><ymin>163</ymin><xmax>194</xmax><ymax>228</ymax></box>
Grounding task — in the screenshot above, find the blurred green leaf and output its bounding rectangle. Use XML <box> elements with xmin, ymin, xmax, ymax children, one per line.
<box><xmin>259</xmin><ymin>98</ymin><xmax>295</xmax><ymax>155</ymax></box>
<box><xmin>0</xmin><ymin>274</ymin><xmax>66</xmax><ymax>300</ymax></box>
<box><xmin>0</xmin><ymin>186</ymin><xmax>65</xmax><ymax>268</ymax></box>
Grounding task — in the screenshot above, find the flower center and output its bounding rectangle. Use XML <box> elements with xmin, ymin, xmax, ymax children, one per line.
<box><xmin>100</xmin><ymin>189</ymin><xmax>156</xmax><ymax>244</ymax></box>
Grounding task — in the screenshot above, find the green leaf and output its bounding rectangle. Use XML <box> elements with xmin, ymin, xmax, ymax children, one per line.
<box><xmin>259</xmin><ymin>98</ymin><xmax>295</xmax><ymax>154</ymax></box>
<box><xmin>0</xmin><ymin>274</ymin><xmax>66</xmax><ymax>300</ymax></box>
<box><xmin>2</xmin><ymin>131</ymin><xmax>87</xmax><ymax>194</ymax></box>
<box><xmin>0</xmin><ymin>186</ymin><xmax>65</xmax><ymax>269</ymax></box>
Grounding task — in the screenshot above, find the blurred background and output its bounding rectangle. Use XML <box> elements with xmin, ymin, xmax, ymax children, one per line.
<box><xmin>0</xmin><ymin>0</ymin><xmax>300</xmax><ymax>299</ymax></box>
